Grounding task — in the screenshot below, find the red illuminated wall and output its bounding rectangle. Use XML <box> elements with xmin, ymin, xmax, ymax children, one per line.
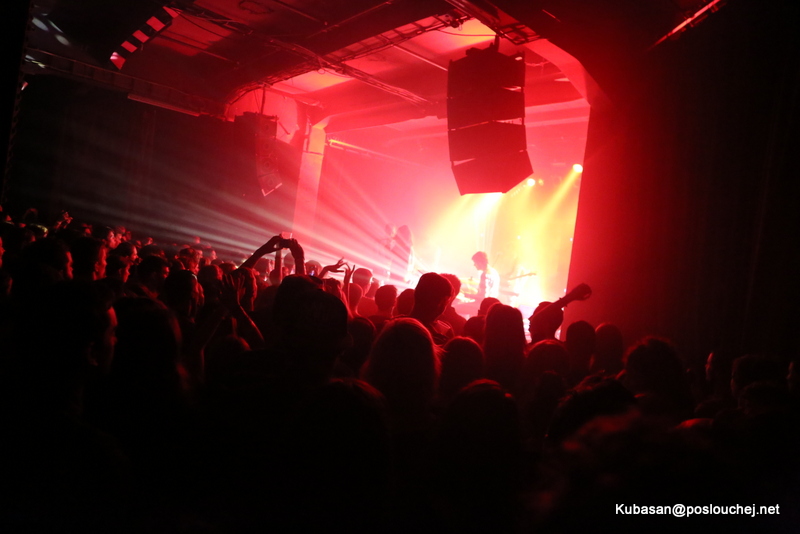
<box><xmin>564</xmin><ymin>1</ymin><xmax>800</xmax><ymax>358</ymax></box>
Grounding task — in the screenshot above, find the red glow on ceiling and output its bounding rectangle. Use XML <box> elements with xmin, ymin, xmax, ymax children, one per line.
<box><xmin>275</xmin><ymin>70</ymin><xmax>352</xmax><ymax>93</ymax></box>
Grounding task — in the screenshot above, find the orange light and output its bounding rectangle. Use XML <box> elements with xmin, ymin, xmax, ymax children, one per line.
<box><xmin>573</xmin><ymin>163</ymin><xmax>583</xmax><ymax>173</ymax></box>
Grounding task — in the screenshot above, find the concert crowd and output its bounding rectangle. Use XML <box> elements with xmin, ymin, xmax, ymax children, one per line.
<box><xmin>1</xmin><ymin>208</ymin><xmax>798</xmax><ymax>533</ymax></box>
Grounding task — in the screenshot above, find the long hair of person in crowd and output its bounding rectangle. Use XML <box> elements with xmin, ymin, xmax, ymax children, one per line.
<box><xmin>483</xmin><ymin>304</ymin><xmax>527</xmax><ymax>394</ymax></box>
<box><xmin>438</xmin><ymin>336</ymin><xmax>485</xmax><ymax>409</ymax></box>
<box><xmin>362</xmin><ymin>317</ymin><xmax>440</xmax><ymax>432</ymax></box>
<box><xmin>436</xmin><ymin>379</ymin><xmax>521</xmax><ymax>533</ymax></box>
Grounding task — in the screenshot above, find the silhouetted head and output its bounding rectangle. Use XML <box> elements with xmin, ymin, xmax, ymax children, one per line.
<box><xmin>623</xmin><ymin>337</ymin><xmax>685</xmax><ymax>396</ymax></box>
<box><xmin>71</xmin><ymin>237</ymin><xmax>107</xmax><ymax>281</ymax></box>
<box><xmin>439</xmin><ymin>336</ymin><xmax>485</xmax><ymax>405</ymax></box>
<box><xmin>353</xmin><ymin>267</ymin><xmax>373</xmax><ymax>290</ymax></box>
<box><xmin>273</xmin><ymin>276</ymin><xmax>350</xmax><ymax>381</ymax></box>
<box><xmin>111</xmin><ymin>240</ymin><xmax>138</xmax><ymax>264</ymax></box>
<box><xmin>19</xmin><ymin>281</ymin><xmax>116</xmax><ymax>410</ymax></box>
<box><xmin>412</xmin><ymin>272</ymin><xmax>453</xmax><ymax>323</ymax></box>
<box><xmin>105</xmin><ymin>254</ymin><xmax>130</xmax><ymax>283</ymax></box>
<box><xmin>478</xmin><ymin>297</ymin><xmax>500</xmax><ymax>316</ymax></box>
<box><xmin>304</xmin><ymin>259</ymin><xmax>322</xmax><ymax>277</ymax></box>
<box><xmin>547</xmin><ymin>378</ymin><xmax>637</xmax><ymax>443</ymax></box>
<box><xmin>237</xmin><ymin>267</ymin><xmax>258</xmax><ymax>310</ymax></box>
<box><xmin>346</xmin><ymin>282</ymin><xmax>363</xmax><ymax>313</ymax></box>
<box><xmin>437</xmin><ymin>379</ymin><xmax>520</xmax><ymax>532</ymax></box>
<box><xmin>395</xmin><ymin>288</ymin><xmax>415</xmax><ymax>316</ymax></box>
<box><xmin>178</xmin><ymin>246</ymin><xmax>202</xmax><ymax>274</ymax></box>
<box><xmin>524</xmin><ymin>339</ymin><xmax>570</xmax><ymax>383</ymax></box>
<box><xmin>374</xmin><ymin>284</ymin><xmax>398</xmax><ymax>312</ymax></box>
<box><xmin>264</xmin><ymin>265</ymin><xmax>281</xmax><ymax>286</ymax></box>
<box><xmin>160</xmin><ymin>269</ymin><xmax>203</xmax><ymax>319</ymax></box>
<box><xmin>565</xmin><ymin>320</ymin><xmax>596</xmax><ymax>375</ymax></box>
<box><xmin>622</xmin><ymin>337</ymin><xmax>694</xmax><ymax>422</ymax></box>
<box><xmin>112</xmin><ymin>297</ymin><xmax>182</xmax><ymax>386</ymax></box>
<box><xmin>591</xmin><ymin>322</ymin><xmax>624</xmax><ymax>375</ymax></box>
<box><xmin>484</xmin><ymin>304</ymin><xmax>526</xmax><ymax>391</ymax></box>
<box><xmin>21</xmin><ymin>237</ymin><xmax>73</xmax><ymax>280</ymax></box>
<box><xmin>339</xmin><ymin>316</ymin><xmax>376</xmax><ymax>377</ymax></box>
<box><xmin>463</xmin><ymin>315</ymin><xmax>486</xmax><ymax>345</ymax></box>
<box><xmin>471</xmin><ymin>251</ymin><xmax>488</xmax><ymax>271</ymax></box>
<box><xmin>528</xmin><ymin>301</ymin><xmax>564</xmax><ymax>343</ymax></box>
<box><xmin>93</xmin><ymin>225</ymin><xmax>117</xmax><ymax>248</ymax></box>
<box><xmin>440</xmin><ymin>273</ymin><xmax>462</xmax><ymax>305</ymax></box>
<box><xmin>362</xmin><ymin>317</ymin><xmax>439</xmax><ymax>429</ymax></box>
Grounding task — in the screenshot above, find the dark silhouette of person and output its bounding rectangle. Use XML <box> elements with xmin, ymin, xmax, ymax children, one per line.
<box><xmin>438</xmin><ymin>336</ymin><xmax>485</xmax><ymax>408</ymax></box>
<box><xmin>528</xmin><ymin>283</ymin><xmax>591</xmax><ymax>345</ymax></box>
<box><xmin>361</xmin><ymin>317</ymin><xmax>439</xmax><ymax>433</ymax></box>
<box><xmin>484</xmin><ymin>304</ymin><xmax>526</xmax><ymax>394</ymax></box>
<box><xmin>590</xmin><ymin>322</ymin><xmax>624</xmax><ymax>376</ymax></box>
<box><xmin>471</xmin><ymin>251</ymin><xmax>499</xmax><ymax>300</ymax></box>
<box><xmin>411</xmin><ymin>272</ymin><xmax>455</xmax><ymax>345</ymax></box>
<box><xmin>440</xmin><ymin>273</ymin><xmax>467</xmax><ymax>336</ymax></box>
<box><xmin>368</xmin><ymin>283</ymin><xmax>397</xmax><ymax>333</ymax></box>
<box><xmin>565</xmin><ymin>320</ymin><xmax>596</xmax><ymax>386</ymax></box>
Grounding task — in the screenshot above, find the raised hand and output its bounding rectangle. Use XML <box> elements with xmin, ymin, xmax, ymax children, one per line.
<box><xmin>286</xmin><ymin>238</ymin><xmax>302</xmax><ymax>255</ymax></box>
<box><xmin>319</xmin><ymin>258</ymin><xmax>346</xmax><ymax>278</ymax></box>
<box><xmin>242</xmin><ymin>235</ymin><xmax>284</xmax><ymax>270</ymax></box>
<box><xmin>257</xmin><ymin>235</ymin><xmax>283</xmax><ymax>255</ymax></box>
<box><xmin>287</xmin><ymin>238</ymin><xmax>305</xmax><ymax>275</ymax></box>
<box><xmin>343</xmin><ymin>263</ymin><xmax>355</xmax><ymax>286</ymax></box>
<box><xmin>565</xmin><ymin>283</ymin><xmax>592</xmax><ymax>302</ymax></box>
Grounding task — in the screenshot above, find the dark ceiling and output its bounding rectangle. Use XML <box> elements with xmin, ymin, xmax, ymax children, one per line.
<box><xmin>22</xmin><ymin>0</ymin><xmax>717</xmax><ymax>127</ymax></box>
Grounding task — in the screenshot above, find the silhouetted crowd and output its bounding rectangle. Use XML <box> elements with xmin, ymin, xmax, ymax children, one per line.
<box><xmin>1</xmin><ymin>209</ymin><xmax>798</xmax><ymax>533</ymax></box>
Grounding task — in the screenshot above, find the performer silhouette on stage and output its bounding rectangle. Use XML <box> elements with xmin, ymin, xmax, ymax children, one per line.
<box><xmin>471</xmin><ymin>251</ymin><xmax>500</xmax><ymax>300</ymax></box>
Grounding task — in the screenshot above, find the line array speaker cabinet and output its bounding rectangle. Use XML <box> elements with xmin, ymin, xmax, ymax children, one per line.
<box><xmin>448</xmin><ymin>44</ymin><xmax>532</xmax><ymax>195</ymax></box>
<box><xmin>232</xmin><ymin>113</ymin><xmax>302</xmax><ymax>230</ymax></box>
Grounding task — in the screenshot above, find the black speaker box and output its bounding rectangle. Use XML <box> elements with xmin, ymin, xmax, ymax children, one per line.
<box><xmin>447</xmin><ymin>45</ymin><xmax>532</xmax><ymax>194</ymax></box>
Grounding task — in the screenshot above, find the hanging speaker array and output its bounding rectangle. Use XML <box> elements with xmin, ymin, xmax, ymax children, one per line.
<box><xmin>447</xmin><ymin>42</ymin><xmax>533</xmax><ymax>195</ymax></box>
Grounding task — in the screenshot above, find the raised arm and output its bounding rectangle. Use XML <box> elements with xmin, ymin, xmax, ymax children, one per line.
<box><xmin>559</xmin><ymin>283</ymin><xmax>592</xmax><ymax>306</ymax></box>
<box><xmin>341</xmin><ymin>262</ymin><xmax>356</xmax><ymax>316</ymax></box>
<box><xmin>241</xmin><ymin>235</ymin><xmax>283</xmax><ymax>270</ymax></box>
<box><xmin>534</xmin><ymin>283</ymin><xmax>592</xmax><ymax>318</ymax></box>
<box><xmin>287</xmin><ymin>239</ymin><xmax>305</xmax><ymax>276</ymax></box>
<box><xmin>220</xmin><ymin>272</ymin><xmax>265</xmax><ymax>350</ymax></box>
<box><xmin>319</xmin><ymin>258</ymin><xmax>346</xmax><ymax>279</ymax></box>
